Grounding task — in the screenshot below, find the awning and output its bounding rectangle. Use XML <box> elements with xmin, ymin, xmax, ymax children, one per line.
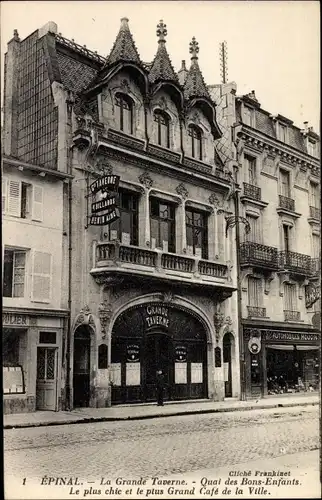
<box><xmin>295</xmin><ymin>345</ymin><xmax>320</xmax><ymax>351</ymax></box>
<box><xmin>267</xmin><ymin>345</ymin><xmax>294</xmax><ymax>351</ymax></box>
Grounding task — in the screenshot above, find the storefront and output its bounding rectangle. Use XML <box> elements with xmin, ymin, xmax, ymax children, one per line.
<box><xmin>110</xmin><ymin>302</ymin><xmax>209</xmax><ymax>404</ymax></box>
<box><xmin>3</xmin><ymin>308</ymin><xmax>67</xmax><ymax>414</ymax></box>
<box><xmin>244</xmin><ymin>326</ymin><xmax>320</xmax><ymax>398</ymax></box>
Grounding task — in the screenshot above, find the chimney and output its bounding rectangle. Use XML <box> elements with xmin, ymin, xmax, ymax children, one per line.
<box><xmin>3</xmin><ymin>30</ymin><xmax>21</xmax><ymax>156</ymax></box>
<box><xmin>178</xmin><ymin>60</ymin><xmax>188</xmax><ymax>86</ymax></box>
<box><xmin>303</xmin><ymin>121</ymin><xmax>309</xmax><ymax>131</ymax></box>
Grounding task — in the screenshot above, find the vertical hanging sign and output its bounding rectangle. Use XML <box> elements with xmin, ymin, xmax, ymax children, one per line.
<box><xmin>89</xmin><ymin>175</ymin><xmax>121</xmax><ymax>226</ymax></box>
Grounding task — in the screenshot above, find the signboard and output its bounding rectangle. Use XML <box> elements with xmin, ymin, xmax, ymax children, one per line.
<box><xmin>145</xmin><ymin>305</ymin><xmax>169</xmax><ymax>330</ymax></box>
<box><xmin>264</xmin><ymin>331</ymin><xmax>320</xmax><ymax>343</ymax></box>
<box><xmin>89</xmin><ymin>175</ymin><xmax>120</xmax><ymax>195</ymax></box>
<box><xmin>248</xmin><ymin>337</ymin><xmax>261</xmax><ymax>354</ymax></box>
<box><xmin>305</xmin><ymin>282</ymin><xmax>320</xmax><ymax>309</ymax></box>
<box><xmin>3</xmin><ymin>313</ymin><xmax>29</xmax><ymax>327</ymax></box>
<box><xmin>91</xmin><ymin>194</ymin><xmax>119</xmax><ymax>214</ymax></box>
<box><xmin>175</xmin><ymin>346</ymin><xmax>187</xmax><ymax>362</ymax></box>
<box><xmin>90</xmin><ymin>208</ymin><xmax>120</xmax><ymax>226</ymax></box>
<box><xmin>126</xmin><ymin>344</ymin><xmax>140</xmax><ymax>362</ymax></box>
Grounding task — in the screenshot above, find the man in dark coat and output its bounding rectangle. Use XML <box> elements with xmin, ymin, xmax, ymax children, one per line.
<box><xmin>156</xmin><ymin>369</ymin><xmax>165</xmax><ymax>406</ymax></box>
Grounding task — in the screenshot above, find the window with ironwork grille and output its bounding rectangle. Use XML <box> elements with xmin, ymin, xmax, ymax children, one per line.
<box><xmin>188</xmin><ymin>125</ymin><xmax>202</xmax><ymax>160</ymax></box>
<box><xmin>107</xmin><ymin>190</ymin><xmax>138</xmax><ymax>245</ymax></box>
<box><xmin>115</xmin><ymin>93</ymin><xmax>133</xmax><ymax>135</ymax></box>
<box><xmin>153</xmin><ymin>110</ymin><xmax>170</xmax><ymax>148</ymax></box>
<box><xmin>185</xmin><ymin>209</ymin><xmax>208</xmax><ymax>259</ymax></box>
<box><xmin>3</xmin><ymin>249</ymin><xmax>26</xmax><ymax>298</ymax></box>
<box><xmin>248</xmin><ymin>277</ymin><xmax>262</xmax><ymax>307</ymax></box>
<box><xmin>150</xmin><ymin>198</ymin><xmax>175</xmax><ymax>252</ymax></box>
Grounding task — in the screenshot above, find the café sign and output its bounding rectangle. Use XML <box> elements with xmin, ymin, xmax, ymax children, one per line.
<box><xmin>145</xmin><ymin>305</ymin><xmax>169</xmax><ymax>329</ymax></box>
<box><xmin>89</xmin><ymin>175</ymin><xmax>120</xmax><ymax>227</ymax></box>
<box><xmin>3</xmin><ymin>312</ymin><xmax>29</xmax><ymax>327</ymax></box>
<box><xmin>89</xmin><ymin>175</ymin><xmax>120</xmax><ymax>195</ymax></box>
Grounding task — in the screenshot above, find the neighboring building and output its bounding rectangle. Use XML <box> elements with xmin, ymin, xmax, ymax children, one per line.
<box><xmin>2</xmin><ymin>18</ymin><xmax>241</xmax><ymax>411</ymax></box>
<box><xmin>211</xmin><ymin>85</ymin><xmax>321</xmax><ymax>399</ymax></box>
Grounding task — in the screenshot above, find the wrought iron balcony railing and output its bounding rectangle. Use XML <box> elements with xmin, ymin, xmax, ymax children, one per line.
<box><xmin>309</xmin><ymin>206</ymin><xmax>321</xmax><ymax>220</ymax></box>
<box><xmin>243</xmin><ymin>182</ymin><xmax>261</xmax><ymax>201</ymax></box>
<box><xmin>240</xmin><ymin>242</ymin><xmax>279</xmax><ymax>270</ymax></box>
<box><xmin>247</xmin><ymin>306</ymin><xmax>267</xmax><ymax>318</ymax></box>
<box><xmin>278</xmin><ymin>195</ymin><xmax>295</xmax><ymax>212</ymax></box>
<box><xmin>278</xmin><ymin>251</ymin><xmax>312</xmax><ymax>275</ymax></box>
<box><xmin>310</xmin><ymin>257</ymin><xmax>320</xmax><ymax>278</ymax></box>
<box><xmin>284</xmin><ymin>310</ymin><xmax>301</xmax><ymax>322</ymax></box>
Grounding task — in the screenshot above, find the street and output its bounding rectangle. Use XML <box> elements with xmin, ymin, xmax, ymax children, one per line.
<box><xmin>4</xmin><ymin>405</ymin><xmax>321</xmax><ymax>499</ymax></box>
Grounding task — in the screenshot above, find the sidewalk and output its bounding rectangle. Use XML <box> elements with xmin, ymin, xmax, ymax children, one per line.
<box><xmin>3</xmin><ymin>393</ymin><xmax>319</xmax><ymax>429</ymax></box>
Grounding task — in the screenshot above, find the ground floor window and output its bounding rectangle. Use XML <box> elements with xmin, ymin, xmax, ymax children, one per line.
<box><xmin>3</xmin><ymin>329</ymin><xmax>26</xmax><ymax>394</ymax></box>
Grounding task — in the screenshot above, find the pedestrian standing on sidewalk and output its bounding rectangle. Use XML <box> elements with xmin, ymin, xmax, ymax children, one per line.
<box><xmin>156</xmin><ymin>369</ymin><xmax>165</xmax><ymax>406</ymax></box>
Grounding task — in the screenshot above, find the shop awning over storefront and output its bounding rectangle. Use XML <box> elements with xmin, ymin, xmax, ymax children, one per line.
<box><xmin>267</xmin><ymin>344</ymin><xmax>319</xmax><ymax>351</ymax></box>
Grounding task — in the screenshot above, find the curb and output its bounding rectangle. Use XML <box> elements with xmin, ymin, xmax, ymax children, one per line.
<box><xmin>3</xmin><ymin>400</ymin><xmax>318</xmax><ymax>430</ymax></box>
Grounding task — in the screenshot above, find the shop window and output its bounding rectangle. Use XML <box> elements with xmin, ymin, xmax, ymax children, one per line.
<box><xmin>3</xmin><ymin>249</ymin><xmax>26</xmax><ymax>298</ymax></box>
<box><xmin>98</xmin><ymin>344</ymin><xmax>108</xmax><ymax>369</ymax></box>
<box><xmin>188</xmin><ymin>124</ymin><xmax>202</xmax><ymax>160</ymax></box>
<box><xmin>107</xmin><ymin>190</ymin><xmax>138</xmax><ymax>245</ymax></box>
<box><xmin>39</xmin><ymin>331</ymin><xmax>57</xmax><ymax>344</ymax></box>
<box><xmin>2</xmin><ymin>178</ymin><xmax>43</xmax><ymax>221</ymax></box>
<box><xmin>214</xmin><ymin>347</ymin><xmax>222</xmax><ymax>368</ymax></box>
<box><xmin>185</xmin><ymin>209</ymin><xmax>208</xmax><ymax>259</ymax></box>
<box><xmin>154</xmin><ymin>110</ymin><xmax>170</xmax><ymax>148</ymax></box>
<box><xmin>150</xmin><ymin>198</ymin><xmax>175</xmax><ymax>252</ymax></box>
<box><xmin>115</xmin><ymin>93</ymin><xmax>133</xmax><ymax>135</ymax></box>
<box><xmin>3</xmin><ymin>330</ymin><xmax>25</xmax><ymax>394</ymax></box>
<box><xmin>244</xmin><ymin>155</ymin><xmax>257</xmax><ymax>185</ymax></box>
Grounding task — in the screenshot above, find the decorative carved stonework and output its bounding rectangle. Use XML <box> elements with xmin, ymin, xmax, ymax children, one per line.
<box><xmin>30</xmin><ymin>317</ymin><xmax>37</xmax><ymax>327</ymax></box>
<box><xmin>176</xmin><ymin>183</ymin><xmax>189</xmax><ymax>199</ymax></box>
<box><xmin>162</xmin><ymin>291</ymin><xmax>174</xmax><ymax>303</ymax></box>
<box><xmin>96</xmin><ymin>157</ymin><xmax>113</xmax><ymax>175</ymax></box>
<box><xmin>264</xmin><ymin>273</ymin><xmax>275</xmax><ymax>295</ymax></box>
<box><xmin>139</xmin><ymin>171</ymin><xmax>153</xmax><ymax>188</ymax></box>
<box><xmin>98</xmin><ymin>301</ymin><xmax>113</xmax><ymax>339</ymax></box>
<box><xmin>208</xmin><ymin>192</ymin><xmax>222</xmax><ymax>208</ymax></box>
<box><xmin>120</xmin><ymin>79</ymin><xmax>130</xmax><ymax>92</ymax></box>
<box><xmin>155</xmin><ymin>96</ymin><xmax>168</xmax><ymax>110</ymax></box>
<box><xmin>213</xmin><ymin>312</ymin><xmax>225</xmax><ymax>342</ymax></box>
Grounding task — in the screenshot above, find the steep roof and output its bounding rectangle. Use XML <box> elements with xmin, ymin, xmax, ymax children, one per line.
<box><xmin>105</xmin><ymin>17</ymin><xmax>142</xmax><ymax>67</ymax></box>
<box><xmin>183</xmin><ymin>37</ymin><xmax>211</xmax><ymax>101</ymax></box>
<box><xmin>148</xmin><ymin>20</ymin><xmax>179</xmax><ymax>85</ymax></box>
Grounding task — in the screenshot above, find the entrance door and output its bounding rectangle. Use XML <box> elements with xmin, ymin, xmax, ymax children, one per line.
<box><xmin>223</xmin><ymin>334</ymin><xmax>233</xmax><ymax>397</ymax></box>
<box><xmin>145</xmin><ymin>333</ymin><xmax>172</xmax><ymax>401</ymax></box>
<box><xmin>73</xmin><ymin>327</ymin><xmax>91</xmax><ymax>407</ymax></box>
<box><xmin>36</xmin><ymin>347</ymin><xmax>57</xmax><ymax>410</ymax></box>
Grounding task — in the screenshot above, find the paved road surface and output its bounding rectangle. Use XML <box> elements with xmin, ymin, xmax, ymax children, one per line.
<box><xmin>4</xmin><ymin>406</ymin><xmax>320</xmax><ymax>499</ymax></box>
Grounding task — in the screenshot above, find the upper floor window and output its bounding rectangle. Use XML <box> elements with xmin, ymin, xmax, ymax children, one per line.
<box><xmin>284</xmin><ymin>283</ymin><xmax>297</xmax><ymax>311</ymax></box>
<box><xmin>108</xmin><ymin>189</ymin><xmax>138</xmax><ymax>245</ymax></box>
<box><xmin>312</xmin><ymin>233</ymin><xmax>320</xmax><ymax>259</ymax></box>
<box><xmin>282</xmin><ymin>224</ymin><xmax>292</xmax><ymax>252</ymax></box>
<box><xmin>246</xmin><ymin>214</ymin><xmax>261</xmax><ymax>243</ymax></box>
<box><xmin>2</xmin><ymin>178</ymin><xmax>43</xmax><ymax>221</ymax></box>
<box><xmin>279</xmin><ymin>169</ymin><xmax>291</xmax><ymax>198</ymax></box>
<box><xmin>310</xmin><ymin>182</ymin><xmax>319</xmax><ymax>208</ymax></box>
<box><xmin>243</xmin><ymin>106</ymin><xmax>253</xmax><ymax>127</ymax></box>
<box><xmin>150</xmin><ymin>198</ymin><xmax>175</xmax><ymax>253</ymax></box>
<box><xmin>3</xmin><ymin>249</ymin><xmax>26</xmax><ymax>298</ymax></box>
<box><xmin>244</xmin><ymin>155</ymin><xmax>257</xmax><ymax>185</ymax></box>
<box><xmin>153</xmin><ymin>110</ymin><xmax>170</xmax><ymax>148</ymax></box>
<box><xmin>308</xmin><ymin>139</ymin><xmax>316</xmax><ymax>157</ymax></box>
<box><xmin>248</xmin><ymin>276</ymin><xmax>262</xmax><ymax>307</ymax></box>
<box><xmin>115</xmin><ymin>93</ymin><xmax>133</xmax><ymax>135</ymax></box>
<box><xmin>185</xmin><ymin>209</ymin><xmax>208</xmax><ymax>259</ymax></box>
<box><xmin>188</xmin><ymin>124</ymin><xmax>202</xmax><ymax>161</ymax></box>
<box><xmin>277</xmin><ymin>123</ymin><xmax>287</xmax><ymax>142</ymax></box>
<box><xmin>32</xmin><ymin>251</ymin><xmax>52</xmax><ymax>303</ymax></box>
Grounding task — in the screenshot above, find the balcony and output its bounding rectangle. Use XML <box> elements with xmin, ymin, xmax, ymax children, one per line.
<box><xmin>240</xmin><ymin>242</ymin><xmax>279</xmax><ymax>271</ymax></box>
<box><xmin>284</xmin><ymin>310</ymin><xmax>301</xmax><ymax>322</ymax></box>
<box><xmin>278</xmin><ymin>195</ymin><xmax>295</xmax><ymax>212</ymax></box>
<box><xmin>243</xmin><ymin>183</ymin><xmax>261</xmax><ymax>201</ymax></box>
<box><xmin>278</xmin><ymin>251</ymin><xmax>312</xmax><ymax>276</ymax></box>
<box><xmin>92</xmin><ymin>241</ymin><xmax>232</xmax><ymax>292</ymax></box>
<box><xmin>310</xmin><ymin>258</ymin><xmax>320</xmax><ymax>279</ymax></box>
<box><xmin>247</xmin><ymin>306</ymin><xmax>267</xmax><ymax>318</ymax></box>
<box><xmin>309</xmin><ymin>206</ymin><xmax>320</xmax><ymax>220</ymax></box>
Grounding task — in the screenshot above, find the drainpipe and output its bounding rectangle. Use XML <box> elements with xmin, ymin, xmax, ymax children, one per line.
<box><xmin>65</xmin><ymin>92</ymin><xmax>74</xmax><ymax>410</ymax></box>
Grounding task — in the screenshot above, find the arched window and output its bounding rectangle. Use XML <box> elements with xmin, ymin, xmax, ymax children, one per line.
<box><xmin>154</xmin><ymin>110</ymin><xmax>170</xmax><ymax>148</ymax></box>
<box><xmin>115</xmin><ymin>93</ymin><xmax>133</xmax><ymax>135</ymax></box>
<box><xmin>188</xmin><ymin>124</ymin><xmax>202</xmax><ymax>160</ymax></box>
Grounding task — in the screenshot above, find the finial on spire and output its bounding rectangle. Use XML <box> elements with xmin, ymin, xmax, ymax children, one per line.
<box><xmin>120</xmin><ymin>17</ymin><xmax>129</xmax><ymax>30</ymax></box>
<box><xmin>189</xmin><ymin>37</ymin><xmax>199</xmax><ymax>60</ymax></box>
<box><xmin>156</xmin><ymin>19</ymin><xmax>167</xmax><ymax>43</ymax></box>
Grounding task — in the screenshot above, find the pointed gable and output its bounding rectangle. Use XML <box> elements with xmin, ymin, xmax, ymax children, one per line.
<box><xmin>148</xmin><ymin>20</ymin><xmax>179</xmax><ymax>85</ymax></box>
<box><xmin>183</xmin><ymin>37</ymin><xmax>211</xmax><ymax>101</ymax></box>
<box><xmin>105</xmin><ymin>17</ymin><xmax>142</xmax><ymax>67</ymax></box>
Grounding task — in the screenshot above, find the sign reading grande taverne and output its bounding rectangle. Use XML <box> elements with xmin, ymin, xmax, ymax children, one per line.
<box><xmin>90</xmin><ymin>208</ymin><xmax>120</xmax><ymax>226</ymax></box>
<box><xmin>145</xmin><ymin>305</ymin><xmax>169</xmax><ymax>329</ymax></box>
<box><xmin>90</xmin><ymin>175</ymin><xmax>120</xmax><ymax>195</ymax></box>
<box><xmin>3</xmin><ymin>312</ymin><xmax>29</xmax><ymax>326</ymax></box>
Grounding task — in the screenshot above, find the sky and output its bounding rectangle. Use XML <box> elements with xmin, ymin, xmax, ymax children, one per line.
<box><xmin>1</xmin><ymin>1</ymin><xmax>320</xmax><ymax>132</ymax></box>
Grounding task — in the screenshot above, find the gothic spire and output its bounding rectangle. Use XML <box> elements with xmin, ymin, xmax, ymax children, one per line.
<box><xmin>148</xmin><ymin>20</ymin><xmax>179</xmax><ymax>85</ymax></box>
<box><xmin>183</xmin><ymin>37</ymin><xmax>211</xmax><ymax>100</ymax></box>
<box><xmin>105</xmin><ymin>17</ymin><xmax>142</xmax><ymax>67</ymax></box>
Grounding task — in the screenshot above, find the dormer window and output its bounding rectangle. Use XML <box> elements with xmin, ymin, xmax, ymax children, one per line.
<box><xmin>115</xmin><ymin>93</ymin><xmax>133</xmax><ymax>135</ymax></box>
<box><xmin>153</xmin><ymin>110</ymin><xmax>170</xmax><ymax>148</ymax></box>
<box><xmin>243</xmin><ymin>105</ymin><xmax>253</xmax><ymax>127</ymax></box>
<box><xmin>277</xmin><ymin>122</ymin><xmax>287</xmax><ymax>142</ymax></box>
<box><xmin>308</xmin><ymin>139</ymin><xmax>316</xmax><ymax>157</ymax></box>
<box><xmin>188</xmin><ymin>124</ymin><xmax>202</xmax><ymax>160</ymax></box>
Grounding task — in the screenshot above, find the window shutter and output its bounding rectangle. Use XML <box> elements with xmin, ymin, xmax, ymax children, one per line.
<box><xmin>2</xmin><ymin>177</ymin><xmax>8</xmax><ymax>213</ymax></box>
<box><xmin>32</xmin><ymin>251</ymin><xmax>52</xmax><ymax>302</ymax></box>
<box><xmin>32</xmin><ymin>185</ymin><xmax>43</xmax><ymax>221</ymax></box>
<box><xmin>8</xmin><ymin>180</ymin><xmax>21</xmax><ymax>217</ymax></box>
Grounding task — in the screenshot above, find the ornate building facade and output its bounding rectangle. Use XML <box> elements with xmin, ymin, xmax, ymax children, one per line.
<box><xmin>211</xmin><ymin>85</ymin><xmax>321</xmax><ymax>399</ymax></box>
<box><xmin>2</xmin><ymin>19</ymin><xmax>241</xmax><ymax>411</ymax></box>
